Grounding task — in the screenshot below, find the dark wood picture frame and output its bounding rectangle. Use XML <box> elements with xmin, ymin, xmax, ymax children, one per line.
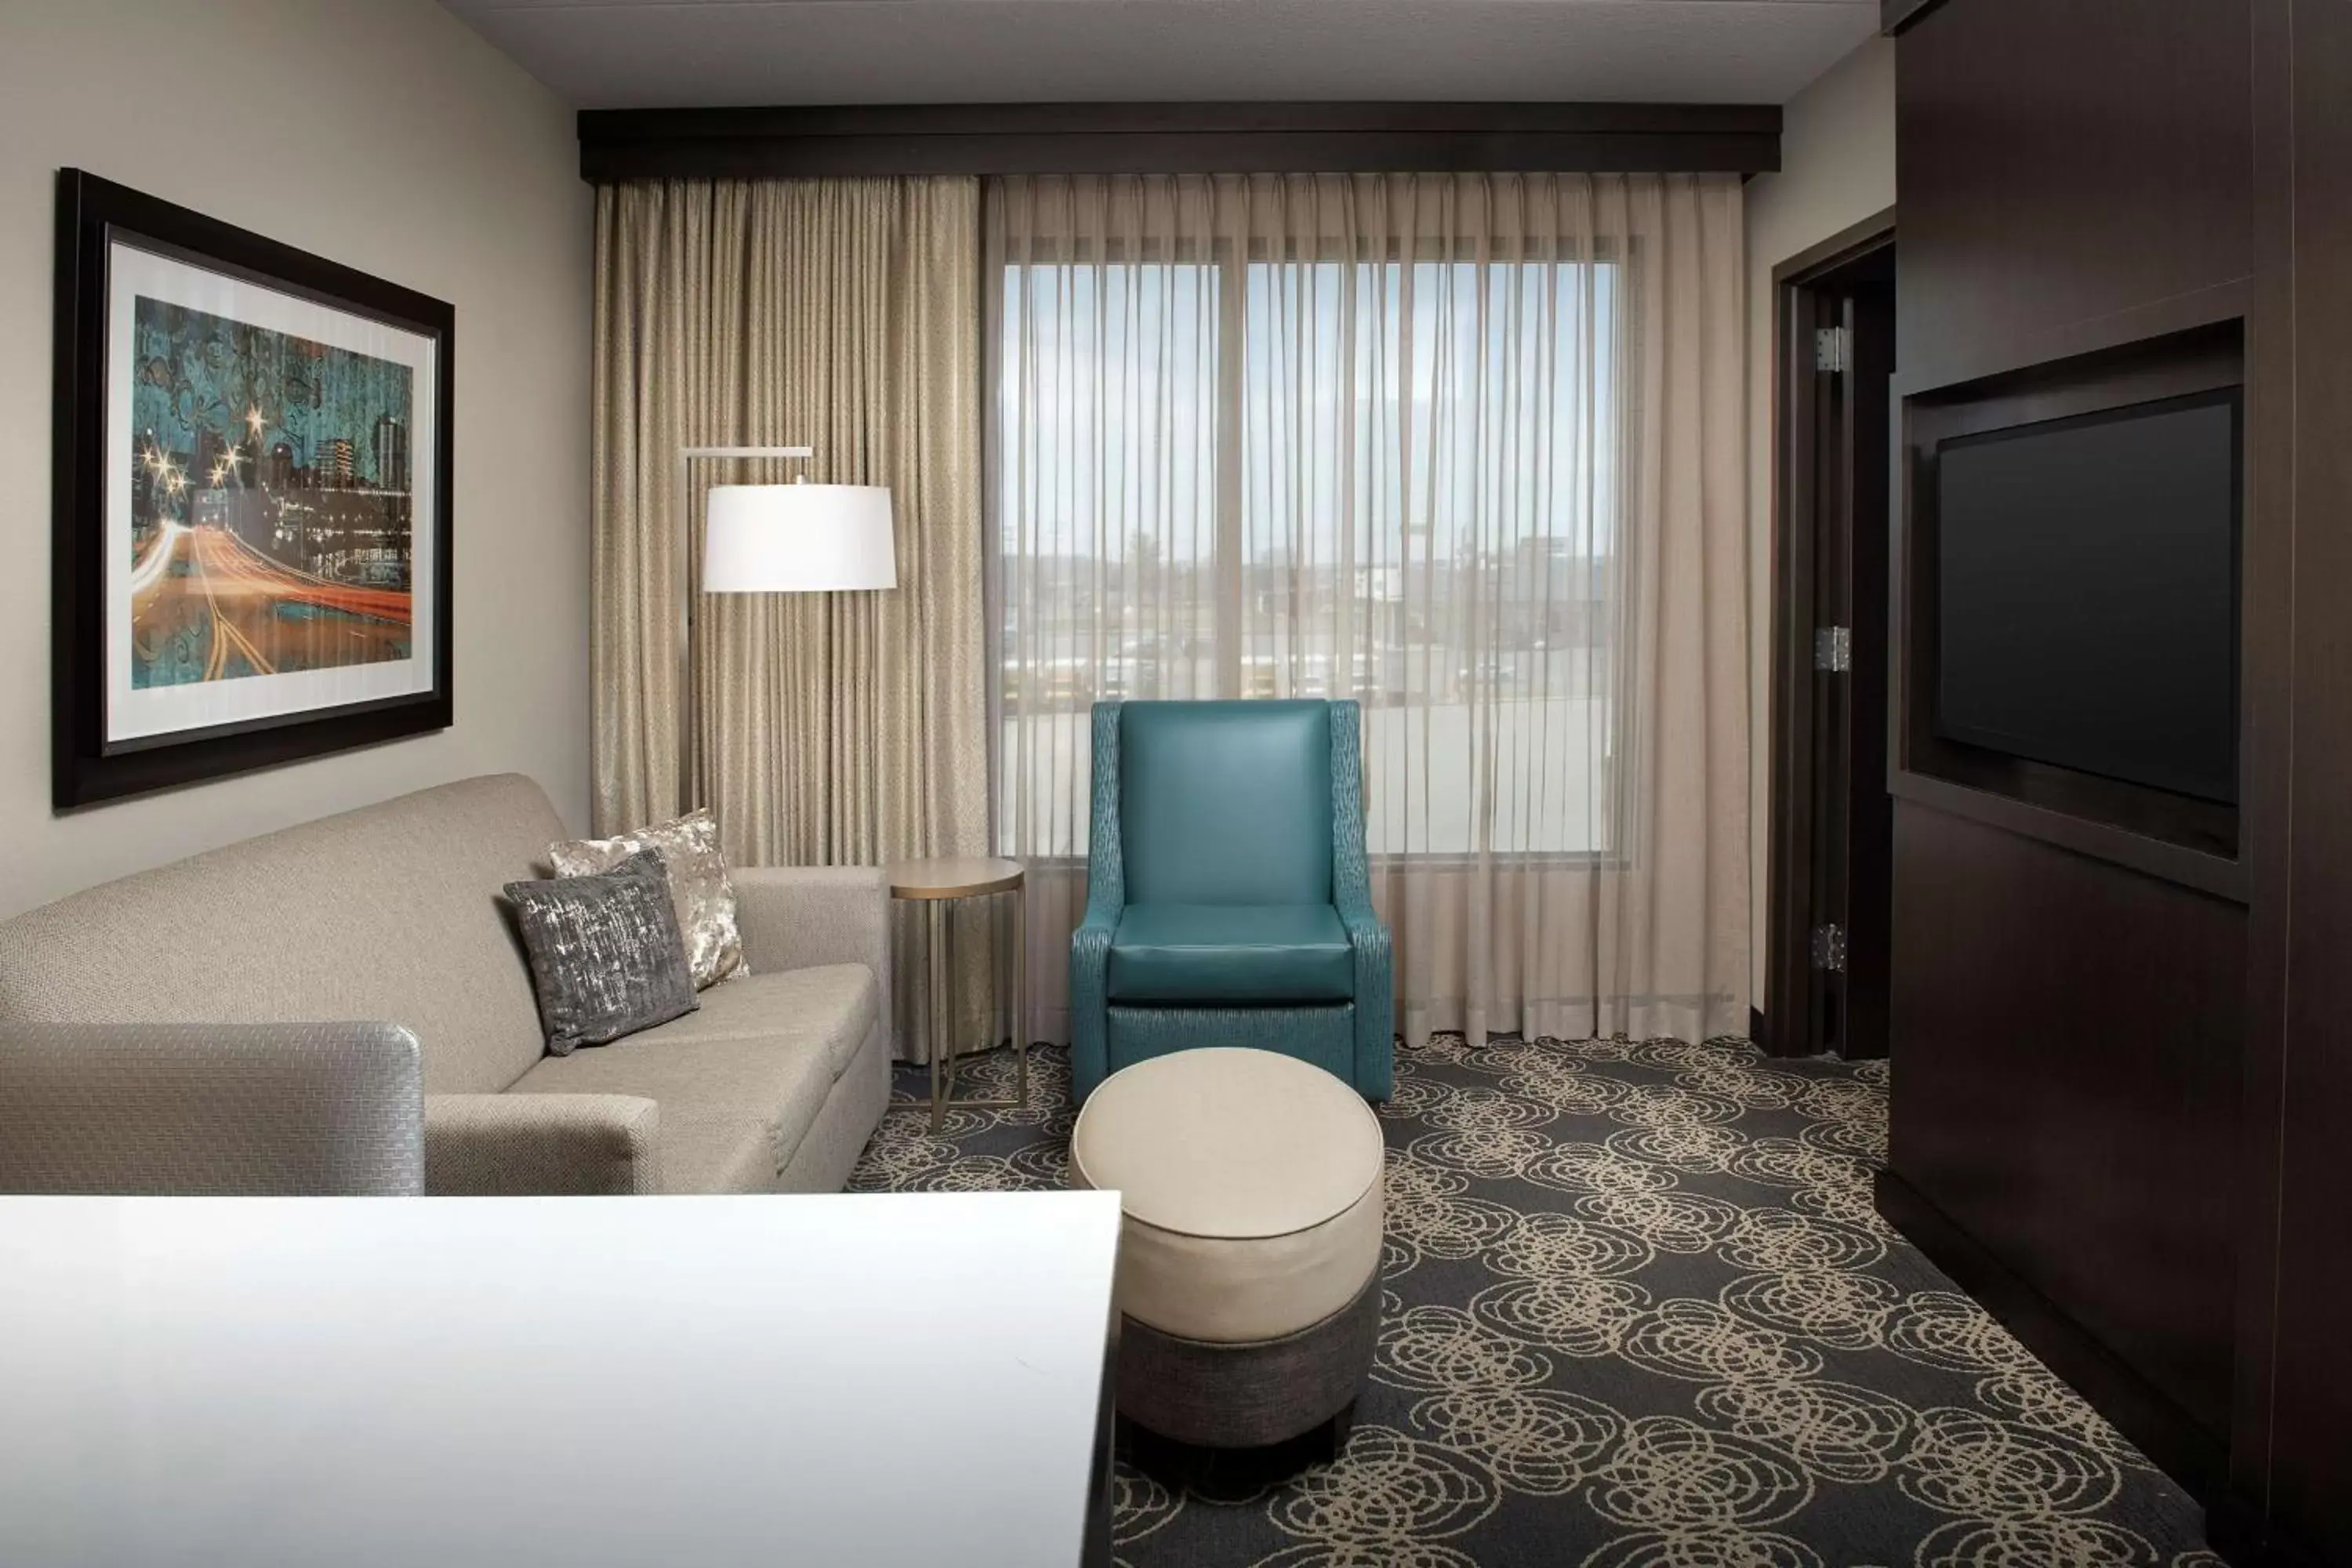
<box><xmin>52</xmin><ymin>169</ymin><xmax>455</xmax><ymax>808</ymax></box>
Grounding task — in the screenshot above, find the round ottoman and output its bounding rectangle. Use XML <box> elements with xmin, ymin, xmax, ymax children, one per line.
<box><xmin>1069</xmin><ymin>1047</ymin><xmax>1385</xmax><ymax>1459</ymax></box>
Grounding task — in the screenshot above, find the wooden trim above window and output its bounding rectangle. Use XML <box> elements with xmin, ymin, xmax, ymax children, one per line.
<box><xmin>576</xmin><ymin>102</ymin><xmax>1781</xmax><ymax>183</ymax></box>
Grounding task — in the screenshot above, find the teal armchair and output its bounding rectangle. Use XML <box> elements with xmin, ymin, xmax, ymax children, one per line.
<box><xmin>1070</xmin><ymin>699</ymin><xmax>1394</xmax><ymax>1102</ymax></box>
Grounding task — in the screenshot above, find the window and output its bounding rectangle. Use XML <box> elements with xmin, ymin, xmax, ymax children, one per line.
<box><xmin>995</xmin><ymin>249</ymin><xmax>1624</xmax><ymax>862</ymax></box>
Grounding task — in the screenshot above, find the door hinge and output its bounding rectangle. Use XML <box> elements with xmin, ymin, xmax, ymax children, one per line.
<box><xmin>1811</xmin><ymin>923</ymin><xmax>1848</xmax><ymax>973</ymax></box>
<box><xmin>1813</xmin><ymin>625</ymin><xmax>1852</xmax><ymax>673</ymax></box>
<box><xmin>1815</xmin><ymin>325</ymin><xmax>1848</xmax><ymax>373</ymax></box>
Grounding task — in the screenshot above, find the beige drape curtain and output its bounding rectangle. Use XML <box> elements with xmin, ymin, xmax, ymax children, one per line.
<box><xmin>988</xmin><ymin>172</ymin><xmax>1748</xmax><ymax>1047</ymax></box>
<box><xmin>593</xmin><ymin>177</ymin><xmax>992</xmax><ymax>1060</ymax></box>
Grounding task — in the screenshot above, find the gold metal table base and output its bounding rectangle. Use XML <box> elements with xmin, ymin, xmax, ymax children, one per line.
<box><xmin>931</xmin><ymin>1033</ymin><xmax>1031</xmax><ymax>1133</ymax></box>
<box><xmin>888</xmin><ymin>858</ymin><xmax>1029</xmax><ymax>1134</ymax></box>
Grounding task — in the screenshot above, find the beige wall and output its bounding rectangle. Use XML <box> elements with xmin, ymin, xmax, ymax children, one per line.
<box><xmin>0</xmin><ymin>0</ymin><xmax>592</xmax><ymax>919</ymax></box>
<box><xmin>1744</xmin><ymin>36</ymin><xmax>1897</xmax><ymax>1011</ymax></box>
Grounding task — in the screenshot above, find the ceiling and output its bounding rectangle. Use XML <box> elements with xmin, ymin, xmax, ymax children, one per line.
<box><xmin>441</xmin><ymin>0</ymin><xmax>1881</xmax><ymax>110</ymax></box>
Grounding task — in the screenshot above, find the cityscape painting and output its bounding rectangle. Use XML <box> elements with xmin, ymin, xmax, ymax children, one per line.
<box><xmin>129</xmin><ymin>298</ymin><xmax>416</xmax><ymax>688</ymax></box>
<box><xmin>53</xmin><ymin>170</ymin><xmax>454</xmax><ymax>807</ymax></box>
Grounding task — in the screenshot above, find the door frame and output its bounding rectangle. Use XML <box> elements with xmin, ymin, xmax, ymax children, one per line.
<box><xmin>1762</xmin><ymin>205</ymin><xmax>1897</xmax><ymax>1058</ymax></box>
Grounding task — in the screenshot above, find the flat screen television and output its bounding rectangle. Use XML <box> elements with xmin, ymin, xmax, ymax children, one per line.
<box><xmin>1933</xmin><ymin>387</ymin><xmax>2241</xmax><ymax>805</ymax></box>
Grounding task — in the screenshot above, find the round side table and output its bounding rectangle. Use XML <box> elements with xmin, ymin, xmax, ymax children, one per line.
<box><xmin>886</xmin><ymin>857</ymin><xmax>1028</xmax><ymax>1131</ymax></box>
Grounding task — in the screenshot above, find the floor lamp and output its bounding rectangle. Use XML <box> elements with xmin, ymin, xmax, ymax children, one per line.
<box><xmin>676</xmin><ymin>445</ymin><xmax>896</xmax><ymax>810</ymax></box>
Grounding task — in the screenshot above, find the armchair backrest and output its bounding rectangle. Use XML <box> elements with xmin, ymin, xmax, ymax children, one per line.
<box><xmin>1114</xmin><ymin>700</ymin><xmax>1335</xmax><ymax>906</ymax></box>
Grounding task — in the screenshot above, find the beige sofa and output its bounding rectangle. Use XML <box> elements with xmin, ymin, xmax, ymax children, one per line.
<box><xmin>0</xmin><ymin>775</ymin><xmax>891</xmax><ymax>1196</ymax></box>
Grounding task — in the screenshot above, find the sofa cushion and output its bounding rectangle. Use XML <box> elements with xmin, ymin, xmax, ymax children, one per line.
<box><xmin>1107</xmin><ymin>904</ymin><xmax>1355</xmax><ymax>1004</ymax></box>
<box><xmin>662</xmin><ymin>1109</ymin><xmax>791</xmax><ymax>1196</ymax></box>
<box><xmin>507</xmin><ymin>1025</ymin><xmax>837</xmax><ymax>1195</ymax></box>
<box><xmin>1119</xmin><ymin>701</ymin><xmax>1334</xmax><ymax>906</ymax></box>
<box><xmin>0</xmin><ymin>775</ymin><xmax>562</xmax><ymax>1097</ymax></box>
<box><xmin>626</xmin><ymin>965</ymin><xmax>878</xmax><ymax>1079</ymax></box>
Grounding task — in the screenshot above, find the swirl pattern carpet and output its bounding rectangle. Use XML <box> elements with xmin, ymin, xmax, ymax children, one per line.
<box><xmin>849</xmin><ymin>1034</ymin><xmax>2216</xmax><ymax>1567</ymax></box>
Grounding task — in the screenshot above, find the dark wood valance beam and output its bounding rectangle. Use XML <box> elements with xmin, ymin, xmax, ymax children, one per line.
<box><xmin>1882</xmin><ymin>0</ymin><xmax>1951</xmax><ymax>34</ymax></box>
<box><xmin>576</xmin><ymin>101</ymin><xmax>1781</xmax><ymax>182</ymax></box>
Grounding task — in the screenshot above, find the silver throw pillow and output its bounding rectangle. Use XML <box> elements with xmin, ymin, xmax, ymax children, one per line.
<box><xmin>503</xmin><ymin>850</ymin><xmax>698</xmax><ymax>1056</ymax></box>
<box><xmin>550</xmin><ymin>808</ymin><xmax>746</xmax><ymax>989</ymax></box>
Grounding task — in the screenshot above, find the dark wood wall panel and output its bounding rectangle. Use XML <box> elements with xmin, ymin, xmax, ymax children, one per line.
<box><xmin>1888</xmin><ymin>0</ymin><xmax>2352</xmax><ymax>1554</ymax></box>
<box><xmin>1889</xmin><ymin>804</ymin><xmax>2242</xmax><ymax>1452</ymax></box>
<box><xmin>2249</xmin><ymin>1</ymin><xmax>2352</xmax><ymax>1555</ymax></box>
<box><xmin>1895</xmin><ymin>0</ymin><xmax>2253</xmax><ymax>390</ymax></box>
<box><xmin>2219</xmin><ymin>0</ymin><xmax>2299</xmax><ymax>1555</ymax></box>
<box><xmin>1886</xmin><ymin>0</ymin><xmax>2273</xmax><ymax>1526</ymax></box>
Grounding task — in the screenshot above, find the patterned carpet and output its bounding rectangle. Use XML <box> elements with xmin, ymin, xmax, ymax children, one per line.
<box><xmin>848</xmin><ymin>1035</ymin><xmax>2218</xmax><ymax>1567</ymax></box>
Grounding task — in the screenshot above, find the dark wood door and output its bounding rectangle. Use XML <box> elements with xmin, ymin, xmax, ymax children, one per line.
<box><xmin>1843</xmin><ymin>286</ymin><xmax>1896</xmax><ymax>1060</ymax></box>
<box><xmin>1769</xmin><ymin>237</ymin><xmax>1896</xmax><ymax>1062</ymax></box>
<box><xmin>1809</xmin><ymin>280</ymin><xmax>1896</xmax><ymax>1060</ymax></box>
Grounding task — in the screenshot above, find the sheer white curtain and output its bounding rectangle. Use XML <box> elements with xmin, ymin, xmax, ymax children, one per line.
<box><xmin>987</xmin><ymin>172</ymin><xmax>1747</xmax><ymax>1048</ymax></box>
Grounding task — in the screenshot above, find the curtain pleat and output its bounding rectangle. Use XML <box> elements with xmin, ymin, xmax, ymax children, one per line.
<box><xmin>593</xmin><ymin>178</ymin><xmax>991</xmax><ymax>1062</ymax></box>
<box><xmin>987</xmin><ymin>172</ymin><xmax>1748</xmax><ymax>1049</ymax></box>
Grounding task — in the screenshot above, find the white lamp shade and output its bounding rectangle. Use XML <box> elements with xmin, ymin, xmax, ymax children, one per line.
<box><xmin>701</xmin><ymin>483</ymin><xmax>897</xmax><ymax>593</ymax></box>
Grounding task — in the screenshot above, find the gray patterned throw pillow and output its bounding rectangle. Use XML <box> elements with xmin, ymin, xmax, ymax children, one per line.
<box><xmin>504</xmin><ymin>849</ymin><xmax>698</xmax><ymax>1056</ymax></box>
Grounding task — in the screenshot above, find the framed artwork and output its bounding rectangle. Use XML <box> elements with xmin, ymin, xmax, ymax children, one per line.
<box><xmin>52</xmin><ymin>169</ymin><xmax>454</xmax><ymax>808</ymax></box>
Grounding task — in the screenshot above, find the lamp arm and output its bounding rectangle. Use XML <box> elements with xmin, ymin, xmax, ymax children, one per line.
<box><xmin>677</xmin><ymin>447</ymin><xmax>692</xmax><ymax>815</ymax></box>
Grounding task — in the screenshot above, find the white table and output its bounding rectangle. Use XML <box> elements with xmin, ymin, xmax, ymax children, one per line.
<box><xmin>0</xmin><ymin>1191</ymin><xmax>1121</xmax><ymax>1568</ymax></box>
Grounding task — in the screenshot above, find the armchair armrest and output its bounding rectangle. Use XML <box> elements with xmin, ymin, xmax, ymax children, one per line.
<box><xmin>1334</xmin><ymin>899</ymin><xmax>1395</xmax><ymax>1098</ymax></box>
<box><xmin>1330</xmin><ymin>700</ymin><xmax>1394</xmax><ymax>1100</ymax></box>
<box><xmin>1070</xmin><ymin>703</ymin><xmax>1128</xmax><ymax>1102</ymax></box>
<box><xmin>732</xmin><ymin>866</ymin><xmax>892</xmax><ymax>1054</ymax></box>
<box><xmin>1069</xmin><ymin>903</ymin><xmax>1119</xmax><ymax>1103</ymax></box>
<box><xmin>424</xmin><ymin>1093</ymin><xmax>661</xmax><ymax>1195</ymax></box>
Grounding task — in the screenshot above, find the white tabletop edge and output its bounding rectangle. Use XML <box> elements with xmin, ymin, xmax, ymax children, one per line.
<box><xmin>0</xmin><ymin>1191</ymin><xmax>1122</xmax><ymax>1568</ymax></box>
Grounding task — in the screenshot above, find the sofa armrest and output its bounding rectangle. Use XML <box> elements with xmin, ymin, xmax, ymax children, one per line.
<box><xmin>423</xmin><ymin>1094</ymin><xmax>661</xmax><ymax>1195</ymax></box>
<box><xmin>0</xmin><ymin>1022</ymin><xmax>423</xmax><ymax>1196</ymax></box>
<box><xmin>735</xmin><ymin>865</ymin><xmax>888</xmax><ymax>971</ymax></box>
<box><xmin>733</xmin><ymin>864</ymin><xmax>891</xmax><ymax>1047</ymax></box>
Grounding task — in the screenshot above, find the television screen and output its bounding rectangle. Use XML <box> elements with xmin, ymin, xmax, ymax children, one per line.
<box><xmin>1934</xmin><ymin>389</ymin><xmax>2241</xmax><ymax>804</ymax></box>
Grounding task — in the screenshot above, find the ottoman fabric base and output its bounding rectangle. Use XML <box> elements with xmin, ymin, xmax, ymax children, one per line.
<box><xmin>1116</xmin><ymin>1266</ymin><xmax>1381</xmax><ymax>1450</ymax></box>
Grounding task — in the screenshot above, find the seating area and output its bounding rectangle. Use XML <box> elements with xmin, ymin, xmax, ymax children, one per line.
<box><xmin>0</xmin><ymin>775</ymin><xmax>891</xmax><ymax>1196</ymax></box>
<box><xmin>3</xmin><ymin>3</ymin><xmax>2347</xmax><ymax>1566</ymax></box>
